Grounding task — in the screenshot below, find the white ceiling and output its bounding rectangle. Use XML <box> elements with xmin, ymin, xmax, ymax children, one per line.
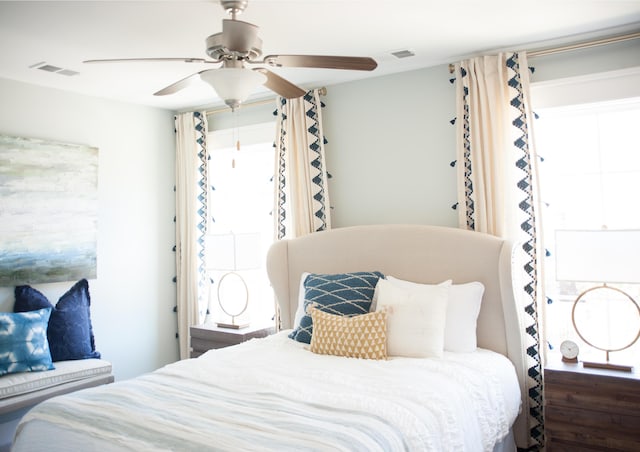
<box><xmin>1</xmin><ymin>0</ymin><xmax>639</xmax><ymax>112</ymax></box>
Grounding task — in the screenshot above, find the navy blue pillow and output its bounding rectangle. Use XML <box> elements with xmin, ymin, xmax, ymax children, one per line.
<box><xmin>289</xmin><ymin>271</ymin><xmax>384</xmax><ymax>344</ymax></box>
<box><xmin>14</xmin><ymin>279</ymin><xmax>101</xmax><ymax>362</ymax></box>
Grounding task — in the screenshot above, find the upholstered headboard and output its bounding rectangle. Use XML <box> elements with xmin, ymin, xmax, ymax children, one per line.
<box><xmin>266</xmin><ymin>224</ymin><xmax>527</xmax><ymax>448</ymax></box>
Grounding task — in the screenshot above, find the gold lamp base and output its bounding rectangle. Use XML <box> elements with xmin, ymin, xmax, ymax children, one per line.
<box><xmin>582</xmin><ymin>360</ymin><xmax>633</xmax><ymax>373</ymax></box>
<box><xmin>216</xmin><ymin>321</ymin><xmax>250</xmax><ymax>330</ymax></box>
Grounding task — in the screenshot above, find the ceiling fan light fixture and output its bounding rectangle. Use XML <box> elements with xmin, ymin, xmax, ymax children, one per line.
<box><xmin>201</xmin><ymin>68</ymin><xmax>266</xmax><ymax>110</ymax></box>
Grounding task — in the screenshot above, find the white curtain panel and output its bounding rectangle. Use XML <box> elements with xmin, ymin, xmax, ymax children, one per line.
<box><xmin>455</xmin><ymin>56</ymin><xmax>523</xmax><ymax>237</ymax></box>
<box><xmin>273</xmin><ymin>89</ymin><xmax>332</xmax><ymax>240</ymax></box>
<box><xmin>174</xmin><ymin>112</ymin><xmax>209</xmax><ymax>360</ymax></box>
<box><xmin>454</xmin><ymin>53</ymin><xmax>545</xmax><ymax>450</ymax></box>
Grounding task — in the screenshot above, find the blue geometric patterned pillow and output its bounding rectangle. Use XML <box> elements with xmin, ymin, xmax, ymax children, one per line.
<box><xmin>14</xmin><ymin>279</ymin><xmax>101</xmax><ymax>362</ymax></box>
<box><xmin>289</xmin><ymin>271</ymin><xmax>384</xmax><ymax>344</ymax></box>
<box><xmin>0</xmin><ymin>308</ymin><xmax>54</xmax><ymax>376</ymax></box>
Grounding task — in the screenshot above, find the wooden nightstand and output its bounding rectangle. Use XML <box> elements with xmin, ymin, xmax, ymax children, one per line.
<box><xmin>544</xmin><ymin>360</ymin><xmax>640</xmax><ymax>451</ymax></box>
<box><xmin>190</xmin><ymin>323</ymin><xmax>275</xmax><ymax>358</ymax></box>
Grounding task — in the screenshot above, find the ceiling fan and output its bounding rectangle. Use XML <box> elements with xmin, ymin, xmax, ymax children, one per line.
<box><xmin>85</xmin><ymin>0</ymin><xmax>378</xmax><ymax>110</ymax></box>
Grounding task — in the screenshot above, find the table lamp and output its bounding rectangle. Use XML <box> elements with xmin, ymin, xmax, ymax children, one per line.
<box><xmin>206</xmin><ymin>232</ymin><xmax>261</xmax><ymax>329</ymax></box>
<box><xmin>555</xmin><ymin>229</ymin><xmax>640</xmax><ymax>371</ymax></box>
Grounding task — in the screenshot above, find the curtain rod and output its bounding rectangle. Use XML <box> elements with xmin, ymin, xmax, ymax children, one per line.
<box><xmin>205</xmin><ymin>86</ymin><xmax>327</xmax><ymax>115</ymax></box>
<box><xmin>447</xmin><ymin>31</ymin><xmax>640</xmax><ymax>73</ymax></box>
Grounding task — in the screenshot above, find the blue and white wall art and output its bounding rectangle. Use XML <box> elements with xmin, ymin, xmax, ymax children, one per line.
<box><xmin>0</xmin><ymin>135</ymin><xmax>98</xmax><ymax>285</ymax></box>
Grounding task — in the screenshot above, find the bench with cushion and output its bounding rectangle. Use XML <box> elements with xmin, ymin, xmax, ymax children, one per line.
<box><xmin>0</xmin><ymin>358</ymin><xmax>113</xmax><ymax>416</ymax></box>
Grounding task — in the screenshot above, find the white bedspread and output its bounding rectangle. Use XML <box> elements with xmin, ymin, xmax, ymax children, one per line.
<box><xmin>13</xmin><ymin>331</ymin><xmax>521</xmax><ymax>452</ymax></box>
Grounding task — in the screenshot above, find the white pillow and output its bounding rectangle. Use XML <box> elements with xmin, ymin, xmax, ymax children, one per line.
<box><xmin>292</xmin><ymin>272</ymin><xmax>310</xmax><ymax>328</ymax></box>
<box><xmin>386</xmin><ymin>276</ymin><xmax>484</xmax><ymax>353</ymax></box>
<box><xmin>374</xmin><ymin>278</ymin><xmax>450</xmax><ymax>358</ymax></box>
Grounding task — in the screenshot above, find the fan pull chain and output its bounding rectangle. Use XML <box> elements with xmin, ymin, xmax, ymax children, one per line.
<box><xmin>231</xmin><ymin>108</ymin><xmax>240</xmax><ymax>168</ymax></box>
<box><xmin>235</xmin><ymin>107</ymin><xmax>240</xmax><ymax>151</ymax></box>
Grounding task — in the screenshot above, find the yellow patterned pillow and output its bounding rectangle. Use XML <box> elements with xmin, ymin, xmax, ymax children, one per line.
<box><xmin>308</xmin><ymin>307</ymin><xmax>387</xmax><ymax>360</ymax></box>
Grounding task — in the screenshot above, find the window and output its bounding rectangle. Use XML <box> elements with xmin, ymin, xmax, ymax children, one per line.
<box><xmin>205</xmin><ymin>122</ymin><xmax>276</xmax><ymax>327</ymax></box>
<box><xmin>536</xmin><ymin>98</ymin><xmax>640</xmax><ymax>365</ymax></box>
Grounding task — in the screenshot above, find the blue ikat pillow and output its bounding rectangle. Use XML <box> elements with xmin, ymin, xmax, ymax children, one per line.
<box><xmin>288</xmin><ymin>271</ymin><xmax>384</xmax><ymax>344</ymax></box>
<box><xmin>14</xmin><ymin>279</ymin><xmax>101</xmax><ymax>362</ymax></box>
<box><xmin>0</xmin><ymin>308</ymin><xmax>54</xmax><ymax>376</ymax></box>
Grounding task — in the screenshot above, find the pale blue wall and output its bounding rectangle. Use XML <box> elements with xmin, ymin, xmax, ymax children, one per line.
<box><xmin>0</xmin><ymin>78</ymin><xmax>179</xmax><ymax>381</ymax></box>
<box><xmin>323</xmin><ymin>65</ymin><xmax>458</xmax><ymax>228</ymax></box>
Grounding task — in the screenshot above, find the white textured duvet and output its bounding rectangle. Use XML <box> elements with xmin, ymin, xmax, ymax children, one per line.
<box><xmin>13</xmin><ymin>332</ymin><xmax>521</xmax><ymax>452</ymax></box>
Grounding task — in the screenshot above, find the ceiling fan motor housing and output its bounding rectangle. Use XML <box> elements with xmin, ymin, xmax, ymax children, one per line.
<box><xmin>206</xmin><ymin>32</ymin><xmax>263</xmax><ymax>61</ymax></box>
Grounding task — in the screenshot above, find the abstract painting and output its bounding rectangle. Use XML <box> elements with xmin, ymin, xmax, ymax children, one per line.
<box><xmin>0</xmin><ymin>135</ymin><xmax>98</xmax><ymax>285</ymax></box>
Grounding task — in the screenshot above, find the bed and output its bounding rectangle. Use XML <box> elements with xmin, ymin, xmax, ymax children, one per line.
<box><xmin>12</xmin><ymin>224</ymin><xmax>527</xmax><ymax>452</ymax></box>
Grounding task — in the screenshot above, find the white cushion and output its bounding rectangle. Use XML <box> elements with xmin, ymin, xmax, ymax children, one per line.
<box><xmin>387</xmin><ymin>276</ymin><xmax>484</xmax><ymax>353</ymax></box>
<box><xmin>374</xmin><ymin>278</ymin><xmax>450</xmax><ymax>358</ymax></box>
<box><xmin>0</xmin><ymin>358</ymin><xmax>112</xmax><ymax>399</ymax></box>
<box><xmin>292</xmin><ymin>272</ymin><xmax>310</xmax><ymax>329</ymax></box>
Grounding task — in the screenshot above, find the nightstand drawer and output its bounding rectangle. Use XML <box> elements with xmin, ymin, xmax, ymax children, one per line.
<box><xmin>190</xmin><ymin>336</ymin><xmax>229</xmax><ymax>353</ymax></box>
<box><xmin>545</xmin><ymin>362</ymin><xmax>640</xmax><ymax>451</ymax></box>
<box><xmin>546</xmin><ymin>367</ymin><xmax>640</xmax><ymax>415</ymax></box>
<box><xmin>546</xmin><ymin>405</ymin><xmax>640</xmax><ymax>449</ymax></box>
<box><xmin>190</xmin><ymin>323</ymin><xmax>275</xmax><ymax>358</ymax></box>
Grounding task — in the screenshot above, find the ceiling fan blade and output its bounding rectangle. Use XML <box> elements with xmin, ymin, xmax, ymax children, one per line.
<box><xmin>154</xmin><ymin>69</ymin><xmax>214</xmax><ymax>96</ymax></box>
<box><xmin>84</xmin><ymin>57</ymin><xmax>219</xmax><ymax>64</ymax></box>
<box><xmin>261</xmin><ymin>55</ymin><xmax>377</xmax><ymax>71</ymax></box>
<box><xmin>222</xmin><ymin>19</ymin><xmax>260</xmax><ymax>54</ymax></box>
<box><xmin>254</xmin><ymin>68</ymin><xmax>305</xmax><ymax>99</ymax></box>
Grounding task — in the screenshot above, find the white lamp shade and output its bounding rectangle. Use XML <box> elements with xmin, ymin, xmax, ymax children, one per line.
<box><xmin>206</xmin><ymin>232</ymin><xmax>261</xmax><ymax>271</ymax></box>
<box><xmin>200</xmin><ymin>68</ymin><xmax>266</xmax><ymax>106</ymax></box>
<box><xmin>555</xmin><ymin>230</ymin><xmax>640</xmax><ymax>284</ymax></box>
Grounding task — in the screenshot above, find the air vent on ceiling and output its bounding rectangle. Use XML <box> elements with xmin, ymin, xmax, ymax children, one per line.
<box><xmin>29</xmin><ymin>61</ymin><xmax>79</xmax><ymax>77</ymax></box>
<box><xmin>57</xmin><ymin>69</ymin><xmax>80</xmax><ymax>77</ymax></box>
<box><xmin>391</xmin><ymin>49</ymin><xmax>415</xmax><ymax>59</ymax></box>
<box><xmin>38</xmin><ymin>64</ymin><xmax>62</xmax><ymax>72</ymax></box>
